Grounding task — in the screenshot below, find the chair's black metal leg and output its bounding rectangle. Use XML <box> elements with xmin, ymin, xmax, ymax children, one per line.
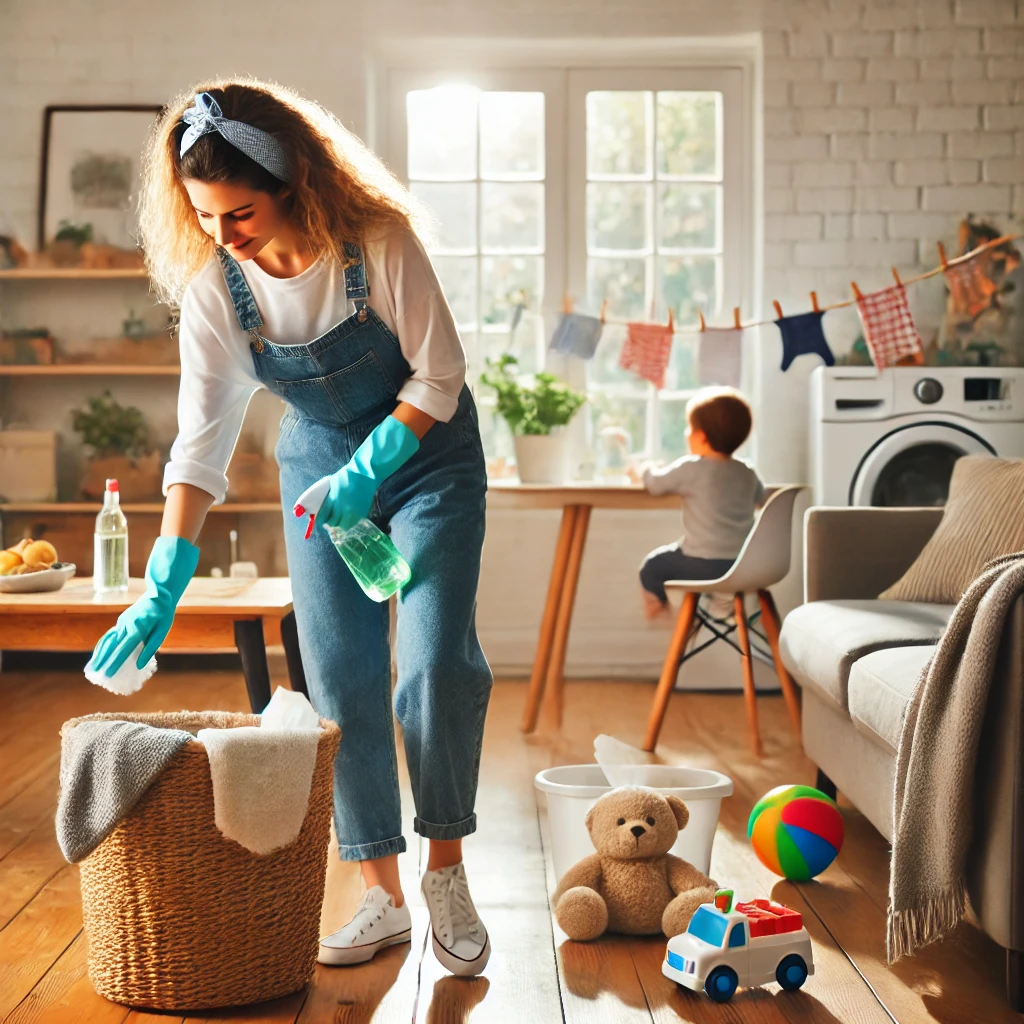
<box><xmin>235</xmin><ymin>618</ymin><xmax>272</xmax><ymax>713</ymax></box>
<box><xmin>280</xmin><ymin>610</ymin><xmax>309</xmax><ymax>698</ymax></box>
<box><xmin>815</xmin><ymin>768</ymin><xmax>837</xmax><ymax>801</ymax></box>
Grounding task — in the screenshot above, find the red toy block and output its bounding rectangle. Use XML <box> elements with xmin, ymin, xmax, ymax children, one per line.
<box><xmin>736</xmin><ymin>899</ymin><xmax>803</xmax><ymax>937</ymax></box>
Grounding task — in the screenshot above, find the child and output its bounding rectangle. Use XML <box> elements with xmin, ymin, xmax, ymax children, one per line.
<box><xmin>639</xmin><ymin>387</ymin><xmax>764</xmax><ymax>620</ymax></box>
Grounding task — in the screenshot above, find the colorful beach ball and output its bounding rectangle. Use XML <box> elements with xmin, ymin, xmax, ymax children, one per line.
<box><xmin>747</xmin><ymin>785</ymin><xmax>844</xmax><ymax>881</ymax></box>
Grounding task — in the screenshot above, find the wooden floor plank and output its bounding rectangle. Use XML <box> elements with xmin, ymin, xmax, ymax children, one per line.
<box><xmin>0</xmin><ymin>826</ymin><xmax>68</xmax><ymax>931</ymax></box>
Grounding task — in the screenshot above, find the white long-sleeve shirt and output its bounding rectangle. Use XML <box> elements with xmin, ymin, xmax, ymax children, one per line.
<box><xmin>162</xmin><ymin>227</ymin><xmax>466</xmax><ymax>504</ymax></box>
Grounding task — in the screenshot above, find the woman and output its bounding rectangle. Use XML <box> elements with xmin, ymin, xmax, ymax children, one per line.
<box><xmin>88</xmin><ymin>80</ymin><xmax>493</xmax><ymax>977</ymax></box>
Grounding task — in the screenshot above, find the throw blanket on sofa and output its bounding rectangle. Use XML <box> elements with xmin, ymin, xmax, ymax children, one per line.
<box><xmin>888</xmin><ymin>551</ymin><xmax>1024</xmax><ymax>962</ymax></box>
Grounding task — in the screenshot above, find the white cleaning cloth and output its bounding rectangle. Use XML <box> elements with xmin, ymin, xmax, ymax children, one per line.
<box><xmin>198</xmin><ymin>687</ymin><xmax>322</xmax><ymax>856</ymax></box>
<box><xmin>593</xmin><ymin>733</ymin><xmax>658</xmax><ymax>788</ymax></box>
<box><xmin>84</xmin><ymin>644</ymin><xmax>157</xmax><ymax>696</ymax></box>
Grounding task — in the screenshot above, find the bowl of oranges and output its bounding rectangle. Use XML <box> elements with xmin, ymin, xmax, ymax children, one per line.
<box><xmin>0</xmin><ymin>538</ymin><xmax>76</xmax><ymax>594</ymax></box>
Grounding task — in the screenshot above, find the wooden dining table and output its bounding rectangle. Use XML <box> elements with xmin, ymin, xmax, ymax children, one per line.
<box><xmin>486</xmin><ymin>481</ymin><xmax>679</xmax><ymax>732</ymax></box>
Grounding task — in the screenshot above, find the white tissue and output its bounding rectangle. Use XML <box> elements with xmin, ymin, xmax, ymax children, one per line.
<box><xmin>84</xmin><ymin>644</ymin><xmax>157</xmax><ymax>695</ymax></box>
<box><xmin>260</xmin><ymin>686</ymin><xmax>320</xmax><ymax>730</ymax></box>
<box><xmin>593</xmin><ymin>733</ymin><xmax>657</xmax><ymax>788</ymax></box>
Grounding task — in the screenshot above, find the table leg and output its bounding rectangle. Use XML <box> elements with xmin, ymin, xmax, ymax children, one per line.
<box><xmin>280</xmin><ymin>610</ymin><xmax>309</xmax><ymax>699</ymax></box>
<box><xmin>235</xmin><ymin>618</ymin><xmax>272</xmax><ymax>713</ymax></box>
<box><xmin>543</xmin><ymin>504</ymin><xmax>592</xmax><ymax>729</ymax></box>
<box><xmin>522</xmin><ymin>505</ymin><xmax>579</xmax><ymax>733</ymax></box>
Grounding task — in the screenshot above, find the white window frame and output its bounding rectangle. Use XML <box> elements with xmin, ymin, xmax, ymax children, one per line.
<box><xmin>373</xmin><ymin>39</ymin><xmax>759</xmax><ymax>461</ymax></box>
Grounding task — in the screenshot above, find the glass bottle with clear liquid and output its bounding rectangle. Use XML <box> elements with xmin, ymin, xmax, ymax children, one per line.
<box><xmin>94</xmin><ymin>478</ymin><xmax>129</xmax><ymax>593</ymax></box>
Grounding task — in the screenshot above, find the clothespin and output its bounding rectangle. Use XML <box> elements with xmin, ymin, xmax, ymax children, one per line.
<box><xmin>891</xmin><ymin>266</ymin><xmax>902</xmax><ymax>287</ymax></box>
<box><xmin>772</xmin><ymin>300</ymin><xmax>783</xmax><ymax>320</ymax></box>
<box><xmin>697</xmin><ymin>308</ymin><xmax>706</xmax><ymax>332</ymax></box>
<box><xmin>733</xmin><ymin>307</ymin><xmax>742</xmax><ymax>330</ymax></box>
<box><xmin>562</xmin><ymin>293</ymin><xmax>574</xmax><ymax>314</ymax></box>
<box><xmin>851</xmin><ymin>281</ymin><xmax>864</xmax><ymax>300</ymax></box>
<box><xmin>599</xmin><ymin>298</ymin><xmax>608</xmax><ymax>324</ymax></box>
<box><xmin>667</xmin><ymin>308</ymin><xmax>674</xmax><ymax>332</ymax></box>
<box><xmin>810</xmin><ymin>291</ymin><xmax>820</xmax><ymax>313</ymax></box>
<box><xmin>937</xmin><ymin>241</ymin><xmax>948</xmax><ymax>269</ymax></box>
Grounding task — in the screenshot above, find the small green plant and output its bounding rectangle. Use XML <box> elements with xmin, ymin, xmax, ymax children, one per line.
<box><xmin>480</xmin><ymin>354</ymin><xmax>586</xmax><ymax>436</ymax></box>
<box><xmin>54</xmin><ymin>220</ymin><xmax>93</xmax><ymax>246</ymax></box>
<box><xmin>72</xmin><ymin>391</ymin><xmax>149</xmax><ymax>457</ymax></box>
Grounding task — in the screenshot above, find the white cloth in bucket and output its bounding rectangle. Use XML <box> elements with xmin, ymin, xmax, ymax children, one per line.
<box><xmin>593</xmin><ymin>733</ymin><xmax>656</xmax><ymax>787</ymax></box>
<box><xmin>84</xmin><ymin>644</ymin><xmax>157</xmax><ymax>696</ymax></box>
<box><xmin>198</xmin><ymin>687</ymin><xmax>322</xmax><ymax>856</ymax></box>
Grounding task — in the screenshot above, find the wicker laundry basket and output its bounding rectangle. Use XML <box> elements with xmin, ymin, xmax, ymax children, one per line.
<box><xmin>71</xmin><ymin>710</ymin><xmax>341</xmax><ymax>1011</ymax></box>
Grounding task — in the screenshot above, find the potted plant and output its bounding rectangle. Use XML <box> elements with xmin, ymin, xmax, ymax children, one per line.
<box><xmin>480</xmin><ymin>354</ymin><xmax>586</xmax><ymax>483</ymax></box>
<box><xmin>72</xmin><ymin>391</ymin><xmax>162</xmax><ymax>501</ymax></box>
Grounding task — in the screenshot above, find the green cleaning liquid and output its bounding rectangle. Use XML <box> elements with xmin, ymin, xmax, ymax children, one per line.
<box><xmin>324</xmin><ymin>519</ymin><xmax>411</xmax><ymax>602</ymax></box>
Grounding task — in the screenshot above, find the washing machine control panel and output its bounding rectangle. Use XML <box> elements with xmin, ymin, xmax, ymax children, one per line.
<box><xmin>913</xmin><ymin>378</ymin><xmax>943</xmax><ymax>404</ymax></box>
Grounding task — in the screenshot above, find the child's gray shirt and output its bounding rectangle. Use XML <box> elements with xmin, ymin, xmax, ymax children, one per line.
<box><xmin>643</xmin><ymin>455</ymin><xmax>765</xmax><ymax>560</ymax></box>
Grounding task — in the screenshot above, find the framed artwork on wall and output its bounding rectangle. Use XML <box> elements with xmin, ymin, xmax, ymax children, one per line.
<box><xmin>38</xmin><ymin>104</ymin><xmax>163</xmax><ymax>251</ymax></box>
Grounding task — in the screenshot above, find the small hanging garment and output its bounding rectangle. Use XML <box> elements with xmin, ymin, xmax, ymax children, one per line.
<box><xmin>697</xmin><ymin>328</ymin><xmax>742</xmax><ymax>388</ymax></box>
<box><xmin>548</xmin><ymin>312</ymin><xmax>604</xmax><ymax>359</ymax></box>
<box><xmin>619</xmin><ymin>320</ymin><xmax>674</xmax><ymax>389</ymax></box>
<box><xmin>855</xmin><ymin>283</ymin><xmax>924</xmax><ymax>370</ymax></box>
<box><xmin>775</xmin><ymin>310</ymin><xmax>835</xmax><ymax>372</ymax></box>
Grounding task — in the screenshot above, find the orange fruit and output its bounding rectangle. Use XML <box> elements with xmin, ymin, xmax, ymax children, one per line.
<box><xmin>0</xmin><ymin>551</ymin><xmax>22</xmax><ymax>575</ymax></box>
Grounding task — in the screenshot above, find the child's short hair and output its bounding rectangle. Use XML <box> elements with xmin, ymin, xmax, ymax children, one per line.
<box><xmin>687</xmin><ymin>387</ymin><xmax>753</xmax><ymax>455</ymax></box>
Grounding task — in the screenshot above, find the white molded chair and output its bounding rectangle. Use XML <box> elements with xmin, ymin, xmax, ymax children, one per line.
<box><xmin>643</xmin><ymin>485</ymin><xmax>806</xmax><ymax>756</ymax></box>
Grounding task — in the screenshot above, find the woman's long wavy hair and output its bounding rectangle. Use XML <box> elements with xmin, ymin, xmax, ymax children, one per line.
<box><xmin>139</xmin><ymin>77</ymin><xmax>431</xmax><ymax>307</ymax></box>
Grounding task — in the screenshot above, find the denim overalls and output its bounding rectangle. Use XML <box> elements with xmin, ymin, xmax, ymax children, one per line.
<box><xmin>216</xmin><ymin>245</ymin><xmax>493</xmax><ymax>861</ymax></box>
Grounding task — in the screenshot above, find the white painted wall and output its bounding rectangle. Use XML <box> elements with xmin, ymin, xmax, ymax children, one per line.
<box><xmin>1</xmin><ymin>0</ymin><xmax>1020</xmax><ymax>678</ymax></box>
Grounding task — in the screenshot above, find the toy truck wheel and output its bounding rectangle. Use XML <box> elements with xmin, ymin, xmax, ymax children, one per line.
<box><xmin>776</xmin><ymin>953</ymin><xmax>809</xmax><ymax>991</ymax></box>
<box><xmin>704</xmin><ymin>966</ymin><xmax>739</xmax><ymax>1002</ymax></box>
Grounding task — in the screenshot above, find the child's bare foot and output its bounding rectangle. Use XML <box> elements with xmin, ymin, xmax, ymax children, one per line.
<box><xmin>642</xmin><ymin>591</ymin><xmax>672</xmax><ymax>621</ymax></box>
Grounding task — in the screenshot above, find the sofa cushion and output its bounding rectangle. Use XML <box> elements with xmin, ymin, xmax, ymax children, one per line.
<box><xmin>847</xmin><ymin>645</ymin><xmax>936</xmax><ymax>754</ymax></box>
<box><xmin>779</xmin><ymin>600</ymin><xmax>953</xmax><ymax>709</ymax></box>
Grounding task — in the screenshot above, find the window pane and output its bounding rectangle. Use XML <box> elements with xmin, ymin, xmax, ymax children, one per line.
<box><xmin>587</xmin><ymin>91</ymin><xmax>650</xmax><ymax>177</ymax></box>
<box><xmin>479</xmin><ymin>315</ymin><xmax>542</xmax><ymax>376</ymax></box>
<box><xmin>407</xmin><ymin>87</ymin><xmax>478</xmax><ymax>179</ymax></box>
<box><xmin>587</xmin><ymin>183</ymin><xmax>650</xmax><ymax>253</ymax></box>
<box><xmin>481</xmin><ymin>254</ymin><xmax>543</xmax><ymax>329</ymax></box>
<box><xmin>663</xmin><ymin>332</ymin><xmax>700</xmax><ymax>391</ymax></box>
<box><xmin>431</xmin><ymin>255</ymin><xmax>478</xmax><ymax>329</ymax></box>
<box><xmin>657</xmin><ymin>255</ymin><xmax>719</xmax><ymax>323</ymax></box>
<box><xmin>480</xmin><ymin>92</ymin><xmax>544</xmax><ymax>178</ymax></box>
<box><xmin>410</xmin><ymin>182</ymin><xmax>477</xmax><ymax>252</ymax></box>
<box><xmin>586</xmin><ymin>324</ymin><xmax>644</xmax><ymax>388</ymax></box>
<box><xmin>589</xmin><ymin>393</ymin><xmax>648</xmax><ymax>455</ymax></box>
<box><xmin>657</xmin><ymin>91</ymin><xmax>720</xmax><ymax>178</ymax></box>
<box><xmin>587</xmin><ymin>256</ymin><xmax>647</xmax><ymax>321</ymax></box>
<box><xmin>659</xmin><ymin>399</ymin><xmax>690</xmax><ymax>457</ymax></box>
<box><xmin>481</xmin><ymin>182</ymin><xmax>544</xmax><ymax>252</ymax></box>
<box><xmin>658</xmin><ymin>184</ymin><xmax>719</xmax><ymax>251</ymax></box>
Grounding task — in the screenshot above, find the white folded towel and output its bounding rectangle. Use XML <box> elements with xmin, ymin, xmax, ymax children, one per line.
<box><xmin>198</xmin><ymin>688</ymin><xmax>322</xmax><ymax>856</ymax></box>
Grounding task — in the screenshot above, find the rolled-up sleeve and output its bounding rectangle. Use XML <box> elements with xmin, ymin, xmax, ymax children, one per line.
<box><xmin>162</xmin><ymin>287</ymin><xmax>258</xmax><ymax>505</ymax></box>
<box><xmin>383</xmin><ymin>230</ymin><xmax>466</xmax><ymax>422</ymax></box>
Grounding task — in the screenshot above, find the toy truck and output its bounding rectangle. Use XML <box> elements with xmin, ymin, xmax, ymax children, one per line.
<box><xmin>662</xmin><ymin>893</ymin><xmax>814</xmax><ymax>1002</ymax></box>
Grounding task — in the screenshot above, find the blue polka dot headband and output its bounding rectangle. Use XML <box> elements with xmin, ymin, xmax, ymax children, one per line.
<box><xmin>180</xmin><ymin>92</ymin><xmax>291</xmax><ymax>183</ymax></box>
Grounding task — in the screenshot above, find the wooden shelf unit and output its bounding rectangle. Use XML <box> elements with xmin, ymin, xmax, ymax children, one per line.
<box><xmin>0</xmin><ymin>364</ymin><xmax>180</xmax><ymax>376</ymax></box>
<box><xmin>0</xmin><ymin>502</ymin><xmax>281</xmax><ymax>514</ymax></box>
<box><xmin>0</xmin><ymin>268</ymin><xmax>147</xmax><ymax>280</ymax></box>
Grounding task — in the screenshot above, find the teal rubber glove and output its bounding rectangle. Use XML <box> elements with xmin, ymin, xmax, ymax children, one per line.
<box><xmin>88</xmin><ymin>535</ymin><xmax>200</xmax><ymax>676</ymax></box>
<box><xmin>303</xmin><ymin>416</ymin><xmax>420</xmax><ymax>533</ymax></box>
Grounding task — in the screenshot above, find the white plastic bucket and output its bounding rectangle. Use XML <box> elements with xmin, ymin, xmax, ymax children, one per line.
<box><xmin>534</xmin><ymin>764</ymin><xmax>733</xmax><ymax>882</ymax></box>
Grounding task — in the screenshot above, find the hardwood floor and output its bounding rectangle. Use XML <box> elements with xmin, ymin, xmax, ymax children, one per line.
<box><xmin>0</xmin><ymin>664</ymin><xmax>1016</xmax><ymax>1023</ymax></box>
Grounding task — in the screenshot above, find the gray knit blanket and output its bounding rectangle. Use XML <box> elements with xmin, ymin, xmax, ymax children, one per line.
<box><xmin>57</xmin><ymin>719</ymin><xmax>194</xmax><ymax>863</ymax></box>
<box><xmin>888</xmin><ymin>552</ymin><xmax>1024</xmax><ymax>962</ymax></box>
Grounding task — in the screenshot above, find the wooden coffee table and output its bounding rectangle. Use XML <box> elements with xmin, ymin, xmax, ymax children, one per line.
<box><xmin>0</xmin><ymin>575</ymin><xmax>305</xmax><ymax>713</ymax></box>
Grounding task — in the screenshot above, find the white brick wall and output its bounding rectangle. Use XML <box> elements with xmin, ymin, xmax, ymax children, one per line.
<box><xmin>1</xmin><ymin>0</ymin><xmax>1022</xmax><ymax>677</ymax></box>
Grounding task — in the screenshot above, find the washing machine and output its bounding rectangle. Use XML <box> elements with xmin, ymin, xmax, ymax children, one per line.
<box><xmin>810</xmin><ymin>366</ymin><xmax>1024</xmax><ymax>506</ymax></box>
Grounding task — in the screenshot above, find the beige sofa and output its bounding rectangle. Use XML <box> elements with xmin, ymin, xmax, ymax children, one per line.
<box><xmin>778</xmin><ymin>506</ymin><xmax>1024</xmax><ymax>1010</ymax></box>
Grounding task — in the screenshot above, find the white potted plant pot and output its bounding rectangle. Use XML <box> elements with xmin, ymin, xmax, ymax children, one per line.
<box><xmin>514</xmin><ymin>431</ymin><xmax>569</xmax><ymax>484</ymax></box>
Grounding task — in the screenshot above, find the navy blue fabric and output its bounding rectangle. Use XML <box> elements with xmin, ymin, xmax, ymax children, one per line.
<box><xmin>639</xmin><ymin>544</ymin><xmax>735</xmax><ymax>604</ymax></box>
<box><xmin>775</xmin><ymin>310</ymin><xmax>835</xmax><ymax>372</ymax></box>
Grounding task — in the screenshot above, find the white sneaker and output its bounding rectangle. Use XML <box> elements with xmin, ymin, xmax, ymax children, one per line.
<box><xmin>421</xmin><ymin>863</ymin><xmax>491</xmax><ymax>977</ymax></box>
<box><xmin>318</xmin><ymin>885</ymin><xmax>412</xmax><ymax>966</ymax></box>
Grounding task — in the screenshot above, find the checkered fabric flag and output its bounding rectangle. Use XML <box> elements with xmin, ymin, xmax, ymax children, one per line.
<box><xmin>855</xmin><ymin>283</ymin><xmax>924</xmax><ymax>370</ymax></box>
<box><xmin>619</xmin><ymin>321</ymin><xmax>674</xmax><ymax>389</ymax></box>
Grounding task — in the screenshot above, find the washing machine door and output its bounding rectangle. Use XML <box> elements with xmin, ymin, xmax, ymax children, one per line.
<box><xmin>850</xmin><ymin>422</ymin><xmax>995</xmax><ymax>507</ymax></box>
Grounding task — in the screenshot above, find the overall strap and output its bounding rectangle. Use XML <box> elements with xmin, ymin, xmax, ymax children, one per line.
<box><xmin>343</xmin><ymin>242</ymin><xmax>369</xmax><ymax>313</ymax></box>
<box><xmin>215</xmin><ymin>247</ymin><xmax>264</xmax><ymax>337</ymax></box>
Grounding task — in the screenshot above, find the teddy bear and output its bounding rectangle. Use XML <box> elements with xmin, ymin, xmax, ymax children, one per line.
<box><xmin>553</xmin><ymin>786</ymin><xmax>717</xmax><ymax>940</ymax></box>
